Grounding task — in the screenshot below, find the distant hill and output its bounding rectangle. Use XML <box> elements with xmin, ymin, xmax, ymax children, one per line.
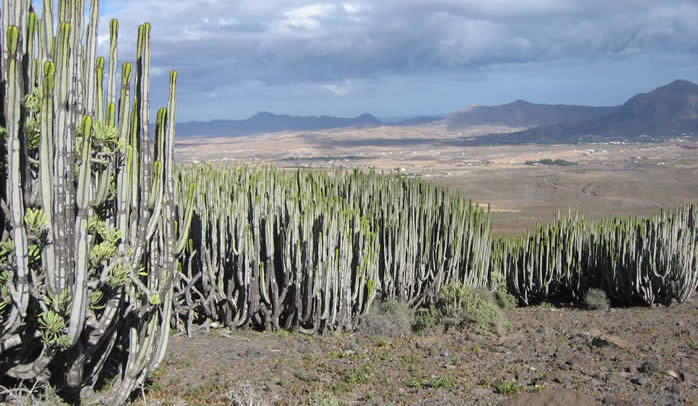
<box><xmin>484</xmin><ymin>80</ymin><xmax>698</xmax><ymax>144</ymax></box>
<box><xmin>447</xmin><ymin>100</ymin><xmax>616</xmax><ymax>130</ymax></box>
<box><xmin>176</xmin><ymin>80</ymin><xmax>698</xmax><ymax>143</ymax></box>
<box><xmin>177</xmin><ymin>112</ymin><xmax>383</xmax><ymax>137</ymax></box>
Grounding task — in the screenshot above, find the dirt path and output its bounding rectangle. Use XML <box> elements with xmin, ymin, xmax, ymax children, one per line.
<box><xmin>133</xmin><ymin>297</ymin><xmax>698</xmax><ymax>406</ymax></box>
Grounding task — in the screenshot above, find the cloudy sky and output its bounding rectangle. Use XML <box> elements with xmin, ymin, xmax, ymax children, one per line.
<box><xmin>95</xmin><ymin>0</ymin><xmax>698</xmax><ymax>122</ymax></box>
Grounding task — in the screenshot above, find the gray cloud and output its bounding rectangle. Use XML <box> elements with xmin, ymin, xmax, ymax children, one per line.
<box><xmin>103</xmin><ymin>1</ymin><xmax>698</xmax><ymax>75</ymax></box>
<box><xmin>96</xmin><ymin>0</ymin><xmax>698</xmax><ymax>120</ymax></box>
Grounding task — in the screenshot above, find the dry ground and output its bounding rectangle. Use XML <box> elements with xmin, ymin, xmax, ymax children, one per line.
<box><xmin>135</xmin><ymin>298</ymin><xmax>698</xmax><ymax>405</ymax></box>
<box><xmin>175</xmin><ymin>123</ymin><xmax>698</xmax><ymax>234</ymax></box>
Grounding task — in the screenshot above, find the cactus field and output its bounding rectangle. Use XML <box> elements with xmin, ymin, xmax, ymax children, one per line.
<box><xmin>0</xmin><ymin>1</ymin><xmax>697</xmax><ymax>405</ymax></box>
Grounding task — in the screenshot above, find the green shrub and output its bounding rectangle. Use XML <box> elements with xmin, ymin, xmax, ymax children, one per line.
<box><xmin>584</xmin><ymin>288</ymin><xmax>610</xmax><ymax>310</ymax></box>
<box><xmin>524</xmin><ymin>159</ymin><xmax>577</xmax><ymax>166</ymax></box>
<box><xmin>493</xmin><ymin>379</ymin><xmax>523</xmax><ymax>395</ymax></box>
<box><xmin>344</xmin><ymin>365</ymin><xmax>374</xmax><ymax>385</ymax></box>
<box><xmin>426</xmin><ymin>375</ymin><xmax>454</xmax><ymax>389</ymax></box>
<box><xmin>414</xmin><ymin>305</ymin><xmax>443</xmax><ymax>333</ymax></box>
<box><xmin>415</xmin><ymin>283</ymin><xmax>511</xmax><ymax>335</ymax></box>
<box><xmin>494</xmin><ymin>290</ymin><xmax>518</xmax><ymax>310</ymax></box>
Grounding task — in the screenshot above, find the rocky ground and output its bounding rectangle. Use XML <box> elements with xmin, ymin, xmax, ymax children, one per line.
<box><xmin>131</xmin><ymin>296</ymin><xmax>698</xmax><ymax>406</ymax></box>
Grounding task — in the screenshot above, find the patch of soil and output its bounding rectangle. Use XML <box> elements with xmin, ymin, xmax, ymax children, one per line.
<box><xmin>133</xmin><ymin>298</ymin><xmax>698</xmax><ymax>405</ymax></box>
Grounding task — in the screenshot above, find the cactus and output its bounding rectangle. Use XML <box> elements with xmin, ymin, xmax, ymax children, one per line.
<box><xmin>172</xmin><ymin>161</ymin><xmax>697</xmax><ymax>338</ymax></box>
<box><xmin>2</xmin><ymin>5</ymin><xmax>695</xmax><ymax>405</ymax></box>
<box><xmin>173</xmin><ymin>165</ymin><xmax>492</xmax><ymax>334</ymax></box>
<box><xmin>491</xmin><ymin>205</ymin><xmax>698</xmax><ymax>306</ymax></box>
<box><xmin>0</xmin><ymin>1</ymin><xmax>191</xmax><ymax>404</ymax></box>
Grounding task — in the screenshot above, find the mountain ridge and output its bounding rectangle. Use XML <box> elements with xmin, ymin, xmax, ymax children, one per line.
<box><xmin>175</xmin><ymin>79</ymin><xmax>698</xmax><ymax>142</ymax></box>
<box><xmin>176</xmin><ymin>112</ymin><xmax>383</xmax><ymax>138</ymax></box>
<box><xmin>446</xmin><ymin>100</ymin><xmax>617</xmax><ymax>130</ymax></box>
<box><xmin>481</xmin><ymin>79</ymin><xmax>698</xmax><ymax>145</ymax></box>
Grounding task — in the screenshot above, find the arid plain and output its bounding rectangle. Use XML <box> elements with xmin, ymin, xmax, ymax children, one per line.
<box><xmin>175</xmin><ymin>122</ymin><xmax>698</xmax><ymax>234</ymax></box>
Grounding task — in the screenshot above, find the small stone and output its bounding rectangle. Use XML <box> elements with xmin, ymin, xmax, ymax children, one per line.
<box><xmin>680</xmin><ymin>371</ymin><xmax>694</xmax><ymax>385</ymax></box>
<box><xmin>664</xmin><ymin>370</ymin><xmax>679</xmax><ymax>379</ymax></box>
<box><xmin>547</xmin><ymin>370</ymin><xmax>568</xmax><ymax>384</ymax></box>
<box><xmin>592</xmin><ymin>337</ymin><xmax>609</xmax><ymax>348</ymax></box>
<box><xmin>638</xmin><ymin>360</ymin><xmax>658</xmax><ymax>374</ymax></box>
<box><xmin>586</xmin><ymin>328</ymin><xmax>604</xmax><ymax>337</ymax></box>
<box><xmin>591</xmin><ymin>334</ymin><xmax>633</xmax><ymax>351</ymax></box>
<box><xmin>630</xmin><ymin>375</ymin><xmax>649</xmax><ymax>386</ymax></box>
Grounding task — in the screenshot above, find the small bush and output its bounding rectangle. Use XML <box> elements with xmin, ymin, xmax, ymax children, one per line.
<box><xmin>0</xmin><ymin>384</ymin><xmax>70</xmax><ymax>406</ymax></box>
<box><xmin>415</xmin><ymin>283</ymin><xmax>511</xmax><ymax>335</ymax></box>
<box><xmin>228</xmin><ymin>382</ymin><xmax>270</xmax><ymax>406</ymax></box>
<box><xmin>426</xmin><ymin>375</ymin><xmax>454</xmax><ymax>389</ymax></box>
<box><xmin>414</xmin><ymin>305</ymin><xmax>443</xmax><ymax>333</ymax></box>
<box><xmin>494</xmin><ymin>290</ymin><xmax>518</xmax><ymax>310</ymax></box>
<box><xmin>356</xmin><ymin>300</ymin><xmax>414</xmax><ymax>337</ymax></box>
<box><xmin>493</xmin><ymin>379</ymin><xmax>523</xmax><ymax>395</ymax></box>
<box><xmin>584</xmin><ymin>288</ymin><xmax>610</xmax><ymax>310</ymax></box>
<box><xmin>344</xmin><ymin>365</ymin><xmax>373</xmax><ymax>385</ymax></box>
<box><xmin>524</xmin><ymin>159</ymin><xmax>577</xmax><ymax>166</ymax></box>
<box><xmin>307</xmin><ymin>390</ymin><xmax>341</xmax><ymax>406</ymax></box>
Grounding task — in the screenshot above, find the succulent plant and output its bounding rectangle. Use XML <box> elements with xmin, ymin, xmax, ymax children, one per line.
<box><xmin>0</xmin><ymin>1</ymin><xmax>192</xmax><ymax>404</ymax></box>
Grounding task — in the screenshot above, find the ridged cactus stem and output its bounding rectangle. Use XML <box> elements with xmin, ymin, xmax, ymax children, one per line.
<box><xmin>26</xmin><ymin>12</ymin><xmax>37</xmax><ymax>89</ymax></box>
<box><xmin>116</xmin><ymin>62</ymin><xmax>131</xmax><ymax>235</ymax></box>
<box><xmin>1</xmin><ymin>2</ymin><xmax>186</xmax><ymax>403</ymax></box>
<box><xmin>84</xmin><ymin>0</ymin><xmax>99</xmax><ymax>116</ymax></box>
<box><xmin>66</xmin><ymin>116</ymin><xmax>92</xmax><ymax>347</ymax></box>
<box><xmin>107</xmin><ymin>19</ymin><xmax>118</xmax><ymax>109</ymax></box>
<box><xmin>95</xmin><ymin>56</ymin><xmax>104</xmax><ymax>122</ymax></box>
<box><xmin>53</xmin><ymin>21</ymin><xmax>70</xmax><ymax>292</ymax></box>
<box><xmin>41</xmin><ymin>0</ymin><xmax>54</xmax><ymax>59</ymax></box>
<box><xmin>40</xmin><ymin>61</ymin><xmax>57</xmax><ymax>295</ymax></box>
<box><xmin>3</xmin><ymin>24</ymin><xmax>30</xmax><ymax>333</ymax></box>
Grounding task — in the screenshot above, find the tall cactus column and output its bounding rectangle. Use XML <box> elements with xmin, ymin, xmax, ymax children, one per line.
<box><xmin>0</xmin><ymin>1</ymin><xmax>192</xmax><ymax>404</ymax></box>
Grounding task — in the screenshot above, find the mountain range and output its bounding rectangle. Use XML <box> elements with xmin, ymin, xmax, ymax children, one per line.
<box><xmin>176</xmin><ymin>112</ymin><xmax>385</xmax><ymax>137</ymax></box>
<box><xmin>482</xmin><ymin>79</ymin><xmax>698</xmax><ymax>145</ymax></box>
<box><xmin>176</xmin><ymin>79</ymin><xmax>698</xmax><ymax>143</ymax></box>
<box><xmin>445</xmin><ymin>100</ymin><xmax>616</xmax><ymax>130</ymax></box>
